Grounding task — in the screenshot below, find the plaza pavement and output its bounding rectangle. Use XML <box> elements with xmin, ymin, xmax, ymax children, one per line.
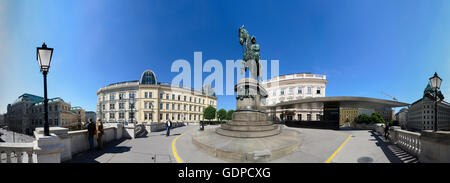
<box><xmin>67</xmin><ymin>125</ymin><xmax>417</xmax><ymax>163</ymax></box>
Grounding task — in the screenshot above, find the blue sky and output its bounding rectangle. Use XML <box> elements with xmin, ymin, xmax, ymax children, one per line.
<box><xmin>1</xmin><ymin>0</ymin><xmax>449</xmax><ymax>114</ymax></box>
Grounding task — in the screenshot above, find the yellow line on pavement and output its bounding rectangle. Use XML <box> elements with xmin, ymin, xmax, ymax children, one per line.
<box><xmin>172</xmin><ymin>132</ymin><xmax>184</xmax><ymax>163</ymax></box>
<box><xmin>325</xmin><ymin>134</ymin><xmax>352</xmax><ymax>163</ymax></box>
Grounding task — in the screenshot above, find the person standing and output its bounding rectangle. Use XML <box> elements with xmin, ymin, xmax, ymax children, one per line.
<box><xmin>166</xmin><ymin>119</ymin><xmax>172</xmax><ymax>137</ymax></box>
<box><xmin>86</xmin><ymin>118</ymin><xmax>96</xmax><ymax>151</ymax></box>
<box><xmin>384</xmin><ymin>122</ymin><xmax>390</xmax><ymax>140</ymax></box>
<box><xmin>96</xmin><ymin>119</ymin><xmax>104</xmax><ymax>150</ymax></box>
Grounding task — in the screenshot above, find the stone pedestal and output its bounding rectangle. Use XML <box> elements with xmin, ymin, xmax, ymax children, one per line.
<box><xmin>419</xmin><ymin>130</ymin><xmax>450</xmax><ymax>163</ymax></box>
<box><xmin>33</xmin><ymin>127</ymin><xmax>65</xmax><ymax>163</ymax></box>
<box><xmin>216</xmin><ymin>78</ymin><xmax>281</xmax><ymax>138</ymax></box>
<box><xmin>193</xmin><ymin>78</ymin><xmax>302</xmax><ymax>162</ymax></box>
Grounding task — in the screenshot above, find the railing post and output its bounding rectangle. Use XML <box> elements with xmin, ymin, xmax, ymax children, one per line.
<box><xmin>6</xmin><ymin>151</ymin><xmax>11</xmax><ymax>163</ymax></box>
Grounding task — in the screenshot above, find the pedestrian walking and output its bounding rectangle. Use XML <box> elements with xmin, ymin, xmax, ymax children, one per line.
<box><xmin>96</xmin><ymin>119</ymin><xmax>104</xmax><ymax>150</ymax></box>
<box><xmin>86</xmin><ymin>118</ymin><xmax>96</xmax><ymax>151</ymax></box>
<box><xmin>166</xmin><ymin>119</ymin><xmax>172</xmax><ymax>136</ymax></box>
<box><xmin>384</xmin><ymin>122</ymin><xmax>390</xmax><ymax>140</ymax></box>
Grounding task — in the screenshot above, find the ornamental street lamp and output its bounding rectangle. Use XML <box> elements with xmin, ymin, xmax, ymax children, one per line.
<box><xmin>37</xmin><ymin>42</ymin><xmax>54</xmax><ymax>136</ymax></box>
<box><xmin>429</xmin><ymin>72</ymin><xmax>442</xmax><ymax>132</ymax></box>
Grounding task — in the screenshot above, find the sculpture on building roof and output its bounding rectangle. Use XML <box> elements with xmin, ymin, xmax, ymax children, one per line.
<box><xmin>424</xmin><ymin>83</ymin><xmax>445</xmax><ymax>101</ymax></box>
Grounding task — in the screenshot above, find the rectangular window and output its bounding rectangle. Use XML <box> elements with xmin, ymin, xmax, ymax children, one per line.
<box><xmin>289</xmin><ymin>88</ymin><xmax>293</xmax><ymax>94</ymax></box>
<box><xmin>149</xmin><ymin>92</ymin><xmax>152</xmax><ymax>98</ymax></box>
<box><xmin>110</xmin><ymin>113</ymin><xmax>115</xmax><ymax>119</ymax></box>
<box><xmin>166</xmin><ymin>104</ymin><xmax>169</xmax><ymax>110</ymax></box>
<box><xmin>316</xmin><ymin>88</ymin><xmax>321</xmax><ymax>94</ymax></box>
<box><xmin>297</xmin><ymin>114</ymin><xmax>302</xmax><ymax>121</ymax></box>
<box><xmin>172</xmin><ymin>104</ymin><xmax>175</xmax><ymax>110</ymax></box>
<box><xmin>119</xmin><ymin>103</ymin><xmax>124</xmax><ymax>109</ymax></box>
<box><xmin>144</xmin><ymin>113</ymin><xmax>148</xmax><ymax>120</ymax></box>
<box><xmin>110</xmin><ymin>94</ymin><xmax>115</xmax><ymax>100</ymax></box>
<box><xmin>172</xmin><ymin>94</ymin><xmax>175</xmax><ymax>100</ymax></box>
<box><xmin>129</xmin><ymin>92</ymin><xmax>135</xmax><ymax>99</ymax></box>
<box><xmin>184</xmin><ymin>96</ymin><xmax>186</xmax><ymax>101</ymax></box>
<box><xmin>160</xmin><ymin>103</ymin><xmax>163</xmax><ymax>109</ymax></box>
<box><xmin>119</xmin><ymin>93</ymin><xmax>124</xmax><ymax>100</ymax></box>
<box><xmin>166</xmin><ymin>94</ymin><xmax>169</xmax><ymax>100</ymax></box>
<box><xmin>307</xmin><ymin>87</ymin><xmax>312</xmax><ymax>94</ymax></box>
<box><xmin>190</xmin><ymin>97</ymin><xmax>192</xmax><ymax>102</ymax></box>
<box><xmin>298</xmin><ymin>89</ymin><xmax>302</xmax><ymax>94</ymax></box>
<box><xmin>280</xmin><ymin>90</ymin><xmax>284</xmax><ymax>95</ymax></box>
<box><xmin>160</xmin><ymin>93</ymin><xmax>163</xmax><ymax>99</ymax></box>
<box><xmin>119</xmin><ymin>112</ymin><xmax>124</xmax><ymax>119</ymax></box>
<box><xmin>145</xmin><ymin>92</ymin><xmax>148</xmax><ymax>98</ymax></box>
<box><xmin>110</xmin><ymin>104</ymin><xmax>115</xmax><ymax>110</ymax></box>
<box><xmin>149</xmin><ymin>113</ymin><xmax>153</xmax><ymax>121</ymax></box>
<box><xmin>166</xmin><ymin>114</ymin><xmax>169</xmax><ymax>120</ymax></box>
<box><xmin>178</xmin><ymin>95</ymin><xmax>181</xmax><ymax>101</ymax></box>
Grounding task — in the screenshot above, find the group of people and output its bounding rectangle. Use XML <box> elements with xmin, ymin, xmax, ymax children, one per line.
<box><xmin>86</xmin><ymin>118</ymin><xmax>104</xmax><ymax>151</ymax></box>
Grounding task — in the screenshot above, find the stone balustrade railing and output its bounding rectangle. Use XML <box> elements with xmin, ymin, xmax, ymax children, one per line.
<box><xmin>373</xmin><ymin>124</ymin><xmax>450</xmax><ymax>163</ymax></box>
<box><xmin>0</xmin><ymin>143</ymin><xmax>35</xmax><ymax>163</ymax></box>
<box><xmin>389</xmin><ymin>128</ymin><xmax>421</xmax><ymax>157</ymax></box>
<box><xmin>0</xmin><ymin>123</ymin><xmax>128</xmax><ymax>163</ymax></box>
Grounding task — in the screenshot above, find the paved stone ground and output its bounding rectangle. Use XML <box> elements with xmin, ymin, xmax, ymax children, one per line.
<box><xmin>67</xmin><ymin>125</ymin><xmax>417</xmax><ymax>163</ymax></box>
<box><xmin>0</xmin><ymin>128</ymin><xmax>35</xmax><ymax>143</ymax></box>
<box><xmin>67</xmin><ymin>126</ymin><xmax>191</xmax><ymax>163</ymax></box>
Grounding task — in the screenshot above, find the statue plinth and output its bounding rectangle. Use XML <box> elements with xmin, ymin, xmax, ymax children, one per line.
<box><xmin>190</xmin><ymin>26</ymin><xmax>302</xmax><ymax>162</ymax></box>
<box><xmin>216</xmin><ymin>78</ymin><xmax>281</xmax><ymax>138</ymax></box>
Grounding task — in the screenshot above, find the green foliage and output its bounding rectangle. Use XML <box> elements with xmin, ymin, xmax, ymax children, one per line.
<box><xmin>203</xmin><ymin>105</ymin><xmax>216</xmax><ymax>121</ymax></box>
<box><xmin>390</xmin><ymin>120</ymin><xmax>399</xmax><ymax>126</ymax></box>
<box><xmin>226</xmin><ymin>110</ymin><xmax>234</xmax><ymax>120</ymax></box>
<box><xmin>217</xmin><ymin>109</ymin><xmax>227</xmax><ymax>121</ymax></box>
<box><xmin>354</xmin><ymin>113</ymin><xmax>385</xmax><ymax>124</ymax></box>
<box><xmin>200</xmin><ymin>120</ymin><xmax>225</xmax><ymax>125</ymax></box>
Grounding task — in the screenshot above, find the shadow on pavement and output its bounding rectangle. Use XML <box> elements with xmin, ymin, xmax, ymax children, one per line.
<box><xmin>369</xmin><ymin>131</ymin><xmax>414</xmax><ymax>163</ymax></box>
<box><xmin>66</xmin><ymin>138</ymin><xmax>131</xmax><ymax>163</ymax></box>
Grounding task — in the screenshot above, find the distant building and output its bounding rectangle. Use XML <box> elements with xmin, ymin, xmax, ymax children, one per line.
<box><xmin>262</xmin><ymin>73</ymin><xmax>327</xmax><ymax>121</ymax></box>
<box><xmin>5</xmin><ymin>93</ymin><xmax>86</xmax><ymax>135</ymax></box>
<box><xmin>407</xmin><ymin>84</ymin><xmax>450</xmax><ymax>131</ymax></box>
<box><xmin>0</xmin><ymin>114</ymin><xmax>5</xmax><ymax>127</ymax></box>
<box><xmin>85</xmin><ymin>111</ymin><xmax>96</xmax><ymax>122</ymax></box>
<box><xmin>96</xmin><ymin>70</ymin><xmax>217</xmax><ymax>124</ymax></box>
<box><xmin>396</xmin><ymin>108</ymin><xmax>408</xmax><ymax>129</ymax></box>
<box><xmin>375</xmin><ymin>108</ymin><xmax>395</xmax><ymax>122</ymax></box>
<box><xmin>339</xmin><ymin>108</ymin><xmax>374</xmax><ymax>125</ymax></box>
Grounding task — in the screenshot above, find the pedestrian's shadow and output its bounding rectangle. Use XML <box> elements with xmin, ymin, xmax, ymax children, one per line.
<box><xmin>160</xmin><ymin>133</ymin><xmax>181</xmax><ymax>136</ymax></box>
<box><xmin>369</xmin><ymin>131</ymin><xmax>416</xmax><ymax>163</ymax></box>
<box><xmin>66</xmin><ymin>138</ymin><xmax>131</xmax><ymax>163</ymax></box>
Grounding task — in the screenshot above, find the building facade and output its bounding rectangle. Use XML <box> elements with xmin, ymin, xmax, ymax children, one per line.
<box><xmin>262</xmin><ymin>73</ymin><xmax>327</xmax><ymax>121</ymax></box>
<box><xmin>96</xmin><ymin>70</ymin><xmax>217</xmax><ymax>124</ymax></box>
<box><xmin>395</xmin><ymin>108</ymin><xmax>408</xmax><ymax>129</ymax></box>
<box><xmin>0</xmin><ymin>114</ymin><xmax>5</xmax><ymax>127</ymax></box>
<box><xmin>407</xmin><ymin>97</ymin><xmax>450</xmax><ymax>131</ymax></box>
<box><xmin>5</xmin><ymin>94</ymin><xmax>86</xmax><ymax>135</ymax></box>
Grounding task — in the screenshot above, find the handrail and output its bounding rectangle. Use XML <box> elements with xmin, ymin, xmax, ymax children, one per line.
<box><xmin>0</xmin><ymin>143</ymin><xmax>35</xmax><ymax>163</ymax></box>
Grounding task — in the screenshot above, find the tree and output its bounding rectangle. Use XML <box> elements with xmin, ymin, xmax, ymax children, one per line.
<box><xmin>226</xmin><ymin>110</ymin><xmax>234</xmax><ymax>121</ymax></box>
<box><xmin>203</xmin><ymin>105</ymin><xmax>216</xmax><ymax>121</ymax></box>
<box><xmin>217</xmin><ymin>109</ymin><xmax>227</xmax><ymax>122</ymax></box>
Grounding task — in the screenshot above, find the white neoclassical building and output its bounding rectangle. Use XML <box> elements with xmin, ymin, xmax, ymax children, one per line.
<box><xmin>96</xmin><ymin>70</ymin><xmax>217</xmax><ymax>124</ymax></box>
<box><xmin>262</xmin><ymin>73</ymin><xmax>327</xmax><ymax>121</ymax></box>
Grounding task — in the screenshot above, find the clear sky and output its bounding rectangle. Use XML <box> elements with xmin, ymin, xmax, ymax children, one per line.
<box><xmin>1</xmin><ymin>0</ymin><xmax>450</xmax><ymax>114</ymax></box>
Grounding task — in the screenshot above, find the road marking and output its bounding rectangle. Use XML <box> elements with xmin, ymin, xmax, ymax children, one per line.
<box><xmin>172</xmin><ymin>132</ymin><xmax>184</xmax><ymax>163</ymax></box>
<box><xmin>325</xmin><ymin>134</ymin><xmax>352</xmax><ymax>163</ymax></box>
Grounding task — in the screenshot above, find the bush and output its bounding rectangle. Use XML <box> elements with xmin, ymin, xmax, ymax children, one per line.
<box><xmin>200</xmin><ymin>120</ymin><xmax>225</xmax><ymax>125</ymax></box>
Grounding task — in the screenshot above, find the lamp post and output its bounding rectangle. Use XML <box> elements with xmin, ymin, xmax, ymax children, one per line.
<box><xmin>130</xmin><ymin>95</ymin><xmax>135</xmax><ymax>137</ymax></box>
<box><xmin>36</xmin><ymin>43</ymin><xmax>54</xmax><ymax>136</ymax></box>
<box><xmin>429</xmin><ymin>72</ymin><xmax>442</xmax><ymax>132</ymax></box>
